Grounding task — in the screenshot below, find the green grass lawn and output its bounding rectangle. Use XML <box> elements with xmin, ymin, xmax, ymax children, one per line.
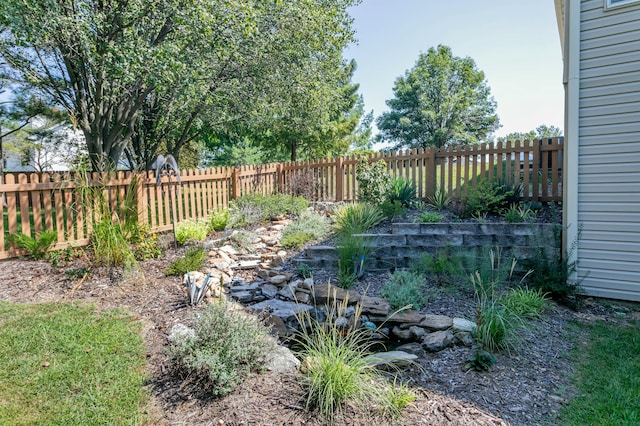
<box><xmin>0</xmin><ymin>302</ymin><xmax>148</xmax><ymax>425</ymax></box>
<box><xmin>559</xmin><ymin>318</ymin><xmax>640</xmax><ymax>425</ymax></box>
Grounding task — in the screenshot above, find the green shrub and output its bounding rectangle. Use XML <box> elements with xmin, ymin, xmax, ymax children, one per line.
<box><xmin>229</xmin><ymin>230</ymin><xmax>255</xmax><ymax>253</ymax></box>
<box><xmin>521</xmin><ymin>225</ymin><xmax>582</xmax><ymax>301</ymax></box>
<box><xmin>227</xmin><ymin>193</ymin><xmax>309</xmax><ymax>228</ymax></box>
<box><xmin>380</xmin><ymin>270</ymin><xmax>431</xmax><ymax>310</ymax></box>
<box><xmin>464</xmin><ymin>348</ymin><xmax>497</xmax><ymax>372</ymax></box>
<box><xmin>356</xmin><ymin>158</ymin><xmax>391</xmax><ymax>205</ymax></box>
<box><xmin>502</xmin><ymin>203</ymin><xmax>537</xmax><ymax>223</ymax></box>
<box><xmin>175</xmin><ymin>219</ymin><xmax>209</xmax><ymax>245</ymax></box>
<box><xmin>282</xmin><ymin>210</ymin><xmax>330</xmax><ymax>241</ymax></box>
<box><xmin>9</xmin><ymin>230</ymin><xmax>58</xmax><ymax>260</ymax></box>
<box><xmin>208</xmin><ymin>209</ymin><xmax>229</xmax><ymax>231</ymax></box>
<box><xmin>501</xmin><ymin>287</ymin><xmax>548</xmax><ymax>319</ymax></box>
<box><xmin>128</xmin><ymin>224</ymin><xmax>162</xmax><ymax>260</ymax></box>
<box><xmin>417</xmin><ymin>211</ymin><xmax>444</xmax><ymax>223</ymax></box>
<box><xmin>164</xmin><ymin>247</ymin><xmax>206</xmax><ymax>276</ymax></box>
<box><xmin>295</xmin><ymin>263</ymin><xmax>313</xmax><ymax>279</ymax></box>
<box><xmin>388</xmin><ymin>177</ymin><xmax>416</xmax><ymax>207</ymax></box>
<box><xmin>280</xmin><ymin>232</ymin><xmax>316</xmax><ymax>249</ymax></box>
<box><xmin>380</xmin><ymin>199</ymin><xmax>407</xmax><ymax>219</ymax></box>
<box><xmin>457</xmin><ymin>179</ymin><xmax>517</xmax><ymax>218</ymax></box>
<box><xmin>332</xmin><ymin>203</ymin><xmax>384</xmax><ymax>236</ymax></box>
<box><xmin>409</xmin><ymin>247</ymin><xmax>470</xmax><ymax>287</ymax></box>
<box><xmin>167</xmin><ymin>301</ymin><xmax>275</xmax><ymax>397</ymax></box>
<box><xmin>48</xmin><ymin>246</ymin><xmax>83</xmax><ymax>267</ymax></box>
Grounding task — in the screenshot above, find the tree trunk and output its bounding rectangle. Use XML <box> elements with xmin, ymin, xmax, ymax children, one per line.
<box><xmin>290</xmin><ymin>140</ymin><xmax>297</xmax><ymax>162</ymax></box>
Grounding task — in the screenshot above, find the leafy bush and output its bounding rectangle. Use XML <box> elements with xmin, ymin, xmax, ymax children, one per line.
<box><xmin>332</xmin><ymin>203</ymin><xmax>384</xmax><ymax>236</ymax></box>
<box><xmin>167</xmin><ymin>301</ymin><xmax>275</xmax><ymax>397</ymax></box>
<box><xmin>502</xmin><ymin>203</ymin><xmax>537</xmax><ymax>223</ymax></box>
<box><xmin>229</xmin><ymin>230</ymin><xmax>255</xmax><ymax>253</ymax></box>
<box><xmin>387</xmin><ymin>177</ymin><xmax>416</xmax><ymax>207</ymax></box>
<box><xmin>48</xmin><ymin>246</ymin><xmax>83</xmax><ymax>267</ymax></box>
<box><xmin>227</xmin><ymin>193</ymin><xmax>309</xmax><ymax>228</ymax></box>
<box><xmin>9</xmin><ymin>230</ymin><xmax>58</xmax><ymax>260</ymax></box>
<box><xmin>356</xmin><ymin>158</ymin><xmax>391</xmax><ymax>205</ymax></box>
<box><xmin>418</xmin><ymin>211</ymin><xmax>444</xmax><ymax>223</ymax></box>
<box><xmin>282</xmin><ymin>210</ymin><xmax>330</xmax><ymax>241</ymax></box>
<box><xmin>128</xmin><ymin>224</ymin><xmax>162</xmax><ymax>260</ymax></box>
<box><xmin>175</xmin><ymin>219</ymin><xmax>209</xmax><ymax>245</ymax></box>
<box><xmin>280</xmin><ymin>232</ymin><xmax>316</xmax><ymax>249</ymax></box>
<box><xmin>295</xmin><ymin>263</ymin><xmax>313</xmax><ymax>279</ymax></box>
<box><xmin>295</xmin><ymin>295</ymin><xmax>413</xmax><ymax>422</ymax></box>
<box><xmin>164</xmin><ymin>247</ymin><xmax>206</xmax><ymax>276</ymax></box>
<box><xmin>380</xmin><ymin>199</ymin><xmax>407</xmax><ymax>219</ymax></box>
<box><xmin>464</xmin><ymin>348</ymin><xmax>497</xmax><ymax>372</ymax></box>
<box><xmin>501</xmin><ymin>287</ymin><xmax>548</xmax><ymax>319</ymax></box>
<box><xmin>457</xmin><ymin>179</ymin><xmax>517</xmax><ymax>218</ymax></box>
<box><xmin>521</xmin><ymin>225</ymin><xmax>582</xmax><ymax>301</ymax></box>
<box><xmin>208</xmin><ymin>209</ymin><xmax>229</xmax><ymax>231</ymax></box>
<box><xmin>380</xmin><ymin>270</ymin><xmax>431</xmax><ymax>310</ymax></box>
<box><xmin>409</xmin><ymin>247</ymin><xmax>469</xmax><ymax>287</ymax></box>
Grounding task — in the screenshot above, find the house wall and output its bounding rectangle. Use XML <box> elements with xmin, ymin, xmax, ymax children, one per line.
<box><xmin>577</xmin><ymin>0</ymin><xmax>640</xmax><ymax>300</ymax></box>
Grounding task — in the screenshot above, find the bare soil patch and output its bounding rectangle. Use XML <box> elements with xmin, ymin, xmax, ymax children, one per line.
<box><xmin>0</xmin><ymin>234</ymin><xmax>635</xmax><ymax>425</ymax></box>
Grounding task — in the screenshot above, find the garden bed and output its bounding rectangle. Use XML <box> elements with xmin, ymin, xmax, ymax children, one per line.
<box><xmin>0</xmin><ymin>211</ymin><xmax>637</xmax><ymax>425</ymax></box>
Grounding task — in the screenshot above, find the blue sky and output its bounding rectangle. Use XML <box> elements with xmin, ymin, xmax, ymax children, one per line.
<box><xmin>344</xmin><ymin>0</ymin><xmax>564</xmax><ymax>139</ymax></box>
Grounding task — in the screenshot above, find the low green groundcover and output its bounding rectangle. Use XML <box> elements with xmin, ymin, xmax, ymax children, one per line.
<box><xmin>0</xmin><ymin>302</ymin><xmax>148</xmax><ymax>425</ymax></box>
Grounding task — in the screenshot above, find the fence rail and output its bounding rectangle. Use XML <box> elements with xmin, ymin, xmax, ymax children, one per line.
<box><xmin>0</xmin><ymin>138</ymin><xmax>562</xmax><ymax>259</ymax></box>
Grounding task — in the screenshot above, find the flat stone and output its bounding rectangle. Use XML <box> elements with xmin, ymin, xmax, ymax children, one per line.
<box><xmin>422</xmin><ymin>330</ymin><xmax>454</xmax><ymax>352</ymax></box>
<box><xmin>420</xmin><ymin>314</ymin><xmax>453</xmax><ymax>331</ymax></box>
<box><xmin>454</xmin><ymin>331</ymin><xmax>474</xmax><ymax>347</ymax></box>
<box><xmin>236</xmin><ymin>260</ymin><xmax>261</xmax><ymax>270</ymax></box>
<box><xmin>410</xmin><ymin>325</ymin><xmax>427</xmax><ymax>340</ymax></box>
<box><xmin>364</xmin><ymin>351</ymin><xmax>418</xmax><ymax>368</ymax></box>
<box><xmin>386</xmin><ymin>310</ymin><xmax>424</xmax><ymax>325</ymax></box>
<box><xmin>278</xmin><ymin>283</ymin><xmax>297</xmax><ymax>300</ymax></box>
<box><xmin>294</xmin><ymin>291</ymin><xmax>311</xmax><ymax>304</ymax></box>
<box><xmin>453</xmin><ymin>317</ymin><xmax>477</xmax><ymax>333</ymax></box>
<box><xmin>217</xmin><ymin>250</ymin><xmax>233</xmax><ymax>264</ymax></box>
<box><xmin>249</xmin><ymin>299</ymin><xmax>313</xmax><ymax>322</ymax></box>
<box><xmin>218</xmin><ymin>245</ymin><xmax>238</xmax><ymax>256</ymax></box>
<box><xmin>230</xmin><ymin>283</ymin><xmax>259</xmax><ymax>292</ymax></box>
<box><xmin>260</xmin><ymin>283</ymin><xmax>278</xmax><ymax>299</ymax></box>
<box><xmin>313</xmin><ymin>283</ymin><xmax>360</xmax><ymax>305</ymax></box>
<box><xmin>395</xmin><ymin>342</ymin><xmax>426</xmax><ymax>358</ymax></box>
<box><xmin>359</xmin><ymin>295</ymin><xmax>389</xmax><ymax>316</ymax></box>
<box><xmin>230</xmin><ymin>290</ymin><xmax>254</xmax><ymax>303</ymax></box>
<box><xmin>391</xmin><ymin>326</ymin><xmax>414</xmax><ymax>341</ymax></box>
<box><xmin>263</xmin><ymin>314</ymin><xmax>287</xmax><ymax>337</ymax></box>
<box><xmin>264</xmin><ymin>345</ymin><xmax>300</xmax><ymax>373</ymax></box>
<box><xmin>269</xmin><ymin>274</ymin><xmax>290</xmax><ymax>285</ymax></box>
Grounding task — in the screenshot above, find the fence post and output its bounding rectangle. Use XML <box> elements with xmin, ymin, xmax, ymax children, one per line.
<box><xmin>276</xmin><ymin>163</ymin><xmax>284</xmax><ymax>193</ymax></box>
<box><xmin>135</xmin><ymin>171</ymin><xmax>147</xmax><ymax>226</ymax></box>
<box><xmin>335</xmin><ymin>156</ymin><xmax>344</xmax><ymax>202</ymax></box>
<box><xmin>425</xmin><ymin>147</ymin><xmax>437</xmax><ymax>198</ymax></box>
<box><xmin>231</xmin><ymin>166</ymin><xmax>239</xmax><ymax>199</ymax></box>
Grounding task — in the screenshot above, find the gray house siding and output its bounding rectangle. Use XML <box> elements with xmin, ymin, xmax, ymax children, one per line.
<box><xmin>577</xmin><ymin>0</ymin><xmax>640</xmax><ymax>300</ymax></box>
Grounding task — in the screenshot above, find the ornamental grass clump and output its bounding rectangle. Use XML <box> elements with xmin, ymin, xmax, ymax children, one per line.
<box><xmin>167</xmin><ymin>301</ymin><xmax>275</xmax><ymax>397</ymax></box>
<box><xmin>294</xmin><ymin>290</ymin><xmax>415</xmax><ymax>424</ymax></box>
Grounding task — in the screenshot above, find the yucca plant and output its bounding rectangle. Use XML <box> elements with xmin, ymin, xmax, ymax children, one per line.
<box><xmin>9</xmin><ymin>230</ymin><xmax>58</xmax><ymax>260</ymax></box>
<box><xmin>184</xmin><ymin>271</ymin><xmax>215</xmax><ymax>306</ymax></box>
<box><xmin>332</xmin><ymin>203</ymin><xmax>384</xmax><ymax>236</ymax></box>
<box><xmin>388</xmin><ymin>177</ymin><xmax>417</xmax><ymax>207</ymax></box>
<box><xmin>427</xmin><ymin>186</ymin><xmax>451</xmax><ymax>211</ymax></box>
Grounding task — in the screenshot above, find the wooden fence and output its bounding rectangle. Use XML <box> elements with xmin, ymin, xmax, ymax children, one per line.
<box><xmin>0</xmin><ymin>138</ymin><xmax>562</xmax><ymax>259</ymax></box>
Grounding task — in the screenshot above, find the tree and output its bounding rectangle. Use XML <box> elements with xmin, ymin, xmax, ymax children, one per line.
<box><xmin>1</xmin><ymin>0</ymin><xmax>360</xmax><ymax>170</ymax></box>
<box><xmin>496</xmin><ymin>124</ymin><xmax>563</xmax><ymax>143</ymax></box>
<box><xmin>376</xmin><ymin>45</ymin><xmax>500</xmax><ymax>149</ymax></box>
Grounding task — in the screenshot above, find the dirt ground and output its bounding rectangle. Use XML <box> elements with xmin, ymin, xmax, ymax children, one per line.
<box><xmin>0</xmin><ymin>244</ymin><xmax>637</xmax><ymax>426</ymax></box>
